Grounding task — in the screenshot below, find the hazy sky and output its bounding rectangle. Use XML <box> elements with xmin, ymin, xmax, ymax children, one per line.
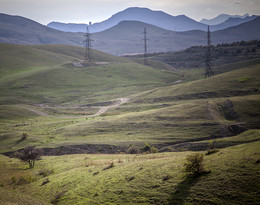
<box><xmin>0</xmin><ymin>0</ymin><xmax>259</xmax><ymax>25</ymax></box>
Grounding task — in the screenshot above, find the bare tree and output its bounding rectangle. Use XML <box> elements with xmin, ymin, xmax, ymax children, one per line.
<box><xmin>15</xmin><ymin>146</ymin><xmax>42</xmax><ymax>168</ymax></box>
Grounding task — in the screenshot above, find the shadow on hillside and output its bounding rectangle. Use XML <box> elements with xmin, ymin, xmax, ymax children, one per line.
<box><xmin>168</xmin><ymin>173</ymin><xmax>209</xmax><ymax>205</ymax></box>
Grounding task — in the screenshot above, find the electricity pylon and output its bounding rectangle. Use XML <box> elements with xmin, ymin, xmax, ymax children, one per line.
<box><xmin>83</xmin><ymin>27</ymin><xmax>94</xmax><ymax>66</ymax></box>
<box><xmin>204</xmin><ymin>25</ymin><xmax>214</xmax><ymax>78</ymax></box>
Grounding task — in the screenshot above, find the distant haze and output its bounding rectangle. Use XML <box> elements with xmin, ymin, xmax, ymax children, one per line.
<box><xmin>0</xmin><ymin>0</ymin><xmax>259</xmax><ymax>25</ymax></box>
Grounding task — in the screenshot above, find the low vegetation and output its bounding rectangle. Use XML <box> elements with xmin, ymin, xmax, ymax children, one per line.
<box><xmin>0</xmin><ymin>140</ymin><xmax>259</xmax><ymax>204</ymax></box>
<box><xmin>14</xmin><ymin>146</ymin><xmax>42</xmax><ymax>168</ymax></box>
<box><xmin>0</xmin><ymin>43</ymin><xmax>259</xmax><ymax>204</ymax></box>
<box><xmin>183</xmin><ymin>153</ymin><xmax>205</xmax><ymax>176</ymax></box>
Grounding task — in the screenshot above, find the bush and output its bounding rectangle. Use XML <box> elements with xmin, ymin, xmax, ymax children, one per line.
<box><xmin>39</xmin><ymin>169</ymin><xmax>54</xmax><ymax>177</ymax></box>
<box><xmin>11</xmin><ymin>174</ymin><xmax>35</xmax><ymax>185</ymax></box>
<box><xmin>16</xmin><ymin>175</ymin><xmax>35</xmax><ymax>185</ymax></box>
<box><xmin>208</xmin><ymin>140</ymin><xmax>216</xmax><ymax>150</ymax></box>
<box><xmin>150</xmin><ymin>146</ymin><xmax>158</xmax><ymax>153</ymax></box>
<box><xmin>206</xmin><ymin>140</ymin><xmax>219</xmax><ymax>155</ymax></box>
<box><xmin>22</xmin><ymin>132</ymin><xmax>28</xmax><ymax>140</ymax></box>
<box><xmin>183</xmin><ymin>153</ymin><xmax>205</xmax><ymax>176</ymax></box>
<box><xmin>127</xmin><ymin>146</ymin><xmax>140</xmax><ymax>154</ymax></box>
<box><xmin>142</xmin><ymin>142</ymin><xmax>151</xmax><ymax>152</ymax></box>
<box><xmin>15</xmin><ymin>146</ymin><xmax>42</xmax><ymax>168</ymax></box>
<box><xmin>205</xmin><ymin>149</ymin><xmax>219</xmax><ymax>155</ymax></box>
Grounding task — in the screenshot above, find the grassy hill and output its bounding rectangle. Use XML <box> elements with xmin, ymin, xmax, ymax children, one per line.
<box><xmin>0</xmin><ymin>45</ymin><xmax>259</xmax><ymax>153</ymax></box>
<box><xmin>141</xmin><ymin>40</ymin><xmax>260</xmax><ymax>69</ymax></box>
<box><xmin>0</xmin><ymin>43</ymin><xmax>259</xmax><ymax>204</ymax></box>
<box><xmin>0</xmin><ymin>14</ymin><xmax>82</xmax><ymax>46</ymax></box>
<box><xmin>0</xmin><ymin>136</ymin><xmax>259</xmax><ymax>204</ymax></box>
<box><xmin>0</xmin><ymin>43</ymin><xmax>180</xmax><ymax>106</ymax></box>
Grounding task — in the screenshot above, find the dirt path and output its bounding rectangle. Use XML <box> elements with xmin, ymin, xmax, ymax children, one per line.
<box><xmin>22</xmin><ymin>98</ymin><xmax>129</xmax><ymax>118</ymax></box>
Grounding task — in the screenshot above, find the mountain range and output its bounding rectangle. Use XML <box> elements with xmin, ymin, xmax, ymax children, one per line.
<box><xmin>200</xmin><ymin>13</ymin><xmax>249</xmax><ymax>25</ymax></box>
<box><xmin>1</xmin><ymin>11</ymin><xmax>260</xmax><ymax>55</ymax></box>
<box><xmin>47</xmin><ymin>7</ymin><xmax>257</xmax><ymax>33</ymax></box>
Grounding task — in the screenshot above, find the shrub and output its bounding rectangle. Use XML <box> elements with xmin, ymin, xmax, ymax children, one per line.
<box><xmin>22</xmin><ymin>133</ymin><xmax>28</xmax><ymax>140</ymax></box>
<box><xmin>16</xmin><ymin>174</ymin><xmax>35</xmax><ymax>185</ymax></box>
<box><xmin>150</xmin><ymin>146</ymin><xmax>158</xmax><ymax>153</ymax></box>
<box><xmin>206</xmin><ymin>149</ymin><xmax>219</xmax><ymax>155</ymax></box>
<box><xmin>39</xmin><ymin>169</ymin><xmax>54</xmax><ymax>177</ymax></box>
<box><xmin>208</xmin><ymin>140</ymin><xmax>216</xmax><ymax>150</ymax></box>
<box><xmin>11</xmin><ymin>174</ymin><xmax>35</xmax><ymax>185</ymax></box>
<box><xmin>206</xmin><ymin>140</ymin><xmax>219</xmax><ymax>155</ymax></box>
<box><xmin>15</xmin><ymin>146</ymin><xmax>42</xmax><ymax>168</ymax></box>
<box><xmin>127</xmin><ymin>146</ymin><xmax>140</xmax><ymax>154</ymax></box>
<box><xmin>183</xmin><ymin>153</ymin><xmax>205</xmax><ymax>176</ymax></box>
<box><xmin>142</xmin><ymin>142</ymin><xmax>151</xmax><ymax>152</ymax></box>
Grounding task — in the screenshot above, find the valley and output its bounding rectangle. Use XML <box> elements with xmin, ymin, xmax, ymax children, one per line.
<box><xmin>0</xmin><ymin>6</ymin><xmax>259</xmax><ymax>204</ymax></box>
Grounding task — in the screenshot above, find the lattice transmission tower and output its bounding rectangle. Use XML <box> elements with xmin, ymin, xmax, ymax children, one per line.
<box><xmin>83</xmin><ymin>27</ymin><xmax>94</xmax><ymax>66</ymax></box>
<box><xmin>204</xmin><ymin>25</ymin><xmax>214</xmax><ymax>78</ymax></box>
<box><xmin>142</xmin><ymin>28</ymin><xmax>149</xmax><ymax>65</ymax></box>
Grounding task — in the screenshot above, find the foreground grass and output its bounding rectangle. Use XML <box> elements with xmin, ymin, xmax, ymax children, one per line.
<box><xmin>0</xmin><ymin>139</ymin><xmax>259</xmax><ymax>204</ymax></box>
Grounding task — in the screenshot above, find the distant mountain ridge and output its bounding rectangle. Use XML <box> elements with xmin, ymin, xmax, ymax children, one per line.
<box><xmin>48</xmin><ymin>7</ymin><xmax>208</xmax><ymax>33</ymax></box>
<box><xmin>1</xmin><ymin>13</ymin><xmax>260</xmax><ymax>56</ymax></box>
<box><xmin>210</xmin><ymin>15</ymin><xmax>257</xmax><ymax>31</ymax></box>
<box><xmin>200</xmin><ymin>14</ymin><xmax>249</xmax><ymax>25</ymax></box>
<box><xmin>47</xmin><ymin>8</ymin><xmax>258</xmax><ymax>33</ymax></box>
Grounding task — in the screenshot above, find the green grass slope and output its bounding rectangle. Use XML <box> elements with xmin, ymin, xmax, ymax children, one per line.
<box><xmin>0</xmin><ymin>137</ymin><xmax>259</xmax><ymax>204</ymax></box>
<box><xmin>0</xmin><ymin>59</ymin><xmax>259</xmax><ymax>153</ymax></box>
<box><xmin>0</xmin><ymin>43</ymin><xmax>180</xmax><ymax>105</ymax></box>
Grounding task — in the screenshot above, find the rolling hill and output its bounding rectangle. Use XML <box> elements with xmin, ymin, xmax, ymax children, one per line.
<box><xmin>0</xmin><ymin>41</ymin><xmax>259</xmax><ymax>205</ymax></box>
<box><xmin>93</xmin><ymin>18</ymin><xmax>260</xmax><ymax>55</ymax></box>
<box><xmin>0</xmin><ymin>43</ymin><xmax>259</xmax><ymax>152</ymax></box>
<box><xmin>0</xmin><ymin>13</ymin><xmax>82</xmax><ymax>46</ymax></box>
<box><xmin>213</xmin><ymin>17</ymin><xmax>260</xmax><ymax>42</ymax></box>
<box><xmin>0</xmin><ymin>43</ymin><xmax>180</xmax><ymax>107</ymax></box>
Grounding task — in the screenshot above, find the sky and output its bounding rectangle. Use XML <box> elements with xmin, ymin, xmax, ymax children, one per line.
<box><xmin>0</xmin><ymin>0</ymin><xmax>260</xmax><ymax>25</ymax></box>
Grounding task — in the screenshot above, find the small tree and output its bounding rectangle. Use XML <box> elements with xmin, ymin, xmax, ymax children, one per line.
<box><xmin>183</xmin><ymin>153</ymin><xmax>204</xmax><ymax>176</ymax></box>
<box><xmin>15</xmin><ymin>146</ymin><xmax>42</xmax><ymax>168</ymax></box>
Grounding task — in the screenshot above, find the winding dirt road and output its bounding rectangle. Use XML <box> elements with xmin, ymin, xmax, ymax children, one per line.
<box><xmin>22</xmin><ymin>98</ymin><xmax>129</xmax><ymax>118</ymax></box>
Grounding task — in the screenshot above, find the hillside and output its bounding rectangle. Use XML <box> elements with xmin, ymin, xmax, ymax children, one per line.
<box><xmin>93</xmin><ymin>18</ymin><xmax>260</xmax><ymax>55</ymax></box>
<box><xmin>93</xmin><ymin>21</ymin><xmax>206</xmax><ymax>55</ymax></box>
<box><xmin>144</xmin><ymin>40</ymin><xmax>260</xmax><ymax>69</ymax></box>
<box><xmin>0</xmin><ymin>51</ymin><xmax>259</xmax><ymax>153</ymax></box>
<box><xmin>213</xmin><ymin>17</ymin><xmax>260</xmax><ymax>42</ymax></box>
<box><xmin>0</xmin><ymin>13</ymin><xmax>82</xmax><ymax>46</ymax></box>
<box><xmin>0</xmin><ymin>139</ymin><xmax>259</xmax><ymax>204</ymax></box>
<box><xmin>0</xmin><ymin>43</ymin><xmax>180</xmax><ymax>106</ymax></box>
<box><xmin>0</xmin><ymin>44</ymin><xmax>260</xmax><ymax>205</ymax></box>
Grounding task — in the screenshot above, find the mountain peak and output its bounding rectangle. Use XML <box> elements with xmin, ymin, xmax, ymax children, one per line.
<box><xmin>200</xmin><ymin>13</ymin><xmax>251</xmax><ymax>25</ymax></box>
